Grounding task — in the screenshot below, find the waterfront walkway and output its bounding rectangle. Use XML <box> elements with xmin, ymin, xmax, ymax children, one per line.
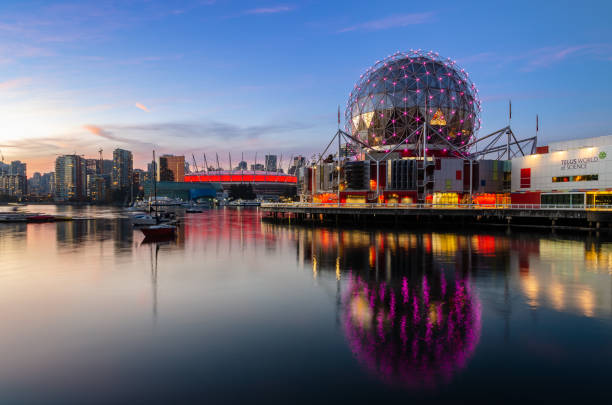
<box><xmin>261</xmin><ymin>203</ymin><xmax>612</xmax><ymax>229</ymax></box>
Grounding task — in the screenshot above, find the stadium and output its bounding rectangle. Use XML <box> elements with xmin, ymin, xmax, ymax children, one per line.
<box><xmin>184</xmin><ymin>170</ymin><xmax>297</xmax><ymax>200</ymax></box>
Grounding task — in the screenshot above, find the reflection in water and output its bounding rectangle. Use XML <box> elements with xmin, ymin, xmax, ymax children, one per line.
<box><xmin>342</xmin><ymin>272</ymin><xmax>481</xmax><ymax>388</ymax></box>
<box><xmin>279</xmin><ymin>224</ymin><xmax>612</xmax><ymax>389</ymax></box>
<box><xmin>1</xmin><ymin>207</ymin><xmax>612</xmax><ymax>403</ymax></box>
<box><xmin>291</xmin><ymin>228</ymin><xmax>483</xmax><ymax>388</ymax></box>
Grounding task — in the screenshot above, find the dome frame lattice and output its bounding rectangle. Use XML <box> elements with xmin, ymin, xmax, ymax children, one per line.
<box><xmin>345</xmin><ymin>50</ymin><xmax>481</xmax><ymax>157</ymax></box>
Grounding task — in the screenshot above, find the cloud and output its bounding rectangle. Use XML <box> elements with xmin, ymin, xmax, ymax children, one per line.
<box><xmin>520</xmin><ymin>44</ymin><xmax>611</xmax><ymax>71</ymax></box>
<box><xmin>459</xmin><ymin>44</ymin><xmax>612</xmax><ymax>72</ymax></box>
<box><xmin>135</xmin><ymin>102</ymin><xmax>150</xmax><ymax>112</ymax></box>
<box><xmin>0</xmin><ymin>77</ymin><xmax>31</xmax><ymax>90</ymax></box>
<box><xmin>340</xmin><ymin>13</ymin><xmax>433</xmax><ymax>32</ymax></box>
<box><xmin>3</xmin><ymin>118</ymin><xmax>316</xmax><ymax>172</ymax></box>
<box><xmin>244</xmin><ymin>5</ymin><xmax>294</xmax><ymax>15</ymax></box>
<box><xmin>83</xmin><ymin>124</ymin><xmax>152</xmax><ymax>146</ymax></box>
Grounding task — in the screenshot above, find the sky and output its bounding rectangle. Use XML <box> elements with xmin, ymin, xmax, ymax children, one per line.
<box><xmin>0</xmin><ymin>0</ymin><xmax>611</xmax><ymax>174</ymax></box>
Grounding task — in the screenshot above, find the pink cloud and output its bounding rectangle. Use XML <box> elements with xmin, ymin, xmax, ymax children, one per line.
<box><xmin>135</xmin><ymin>102</ymin><xmax>150</xmax><ymax>112</ymax></box>
<box><xmin>0</xmin><ymin>77</ymin><xmax>31</xmax><ymax>90</ymax></box>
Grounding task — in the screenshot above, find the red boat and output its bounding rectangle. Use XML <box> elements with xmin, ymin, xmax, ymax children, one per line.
<box><xmin>26</xmin><ymin>214</ymin><xmax>55</xmax><ymax>223</ymax></box>
<box><xmin>140</xmin><ymin>224</ymin><xmax>176</xmax><ymax>238</ymax></box>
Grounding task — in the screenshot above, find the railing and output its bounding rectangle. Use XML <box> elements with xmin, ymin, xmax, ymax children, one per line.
<box><xmin>261</xmin><ymin>202</ymin><xmax>612</xmax><ymax>211</ymax></box>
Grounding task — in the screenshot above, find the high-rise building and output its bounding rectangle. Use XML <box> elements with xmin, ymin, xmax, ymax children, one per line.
<box><xmin>289</xmin><ymin>155</ymin><xmax>306</xmax><ymax>175</ymax></box>
<box><xmin>86</xmin><ymin>158</ymin><xmax>102</xmax><ymax>175</ymax></box>
<box><xmin>250</xmin><ymin>163</ymin><xmax>265</xmax><ymax>171</ymax></box>
<box><xmin>102</xmin><ymin>159</ymin><xmax>113</xmax><ymax>175</ymax></box>
<box><xmin>9</xmin><ymin>160</ymin><xmax>26</xmax><ymax>177</ymax></box>
<box><xmin>0</xmin><ymin>162</ymin><xmax>8</xmax><ymax>175</ymax></box>
<box><xmin>54</xmin><ymin>155</ymin><xmax>86</xmax><ymax>201</ymax></box>
<box><xmin>0</xmin><ymin>174</ymin><xmax>26</xmax><ymax>198</ymax></box>
<box><xmin>236</xmin><ymin>161</ymin><xmax>248</xmax><ymax>170</ymax></box>
<box><xmin>111</xmin><ymin>149</ymin><xmax>133</xmax><ymax>190</ymax></box>
<box><xmin>159</xmin><ymin>155</ymin><xmax>185</xmax><ymax>182</ymax></box>
<box><xmin>265</xmin><ymin>155</ymin><xmax>277</xmax><ymax>172</ymax></box>
<box><xmin>87</xmin><ymin>174</ymin><xmax>106</xmax><ymax>202</ymax></box>
<box><xmin>44</xmin><ymin>172</ymin><xmax>55</xmax><ymax>196</ymax></box>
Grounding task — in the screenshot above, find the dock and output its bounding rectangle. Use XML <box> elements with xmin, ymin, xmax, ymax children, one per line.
<box><xmin>260</xmin><ymin>203</ymin><xmax>612</xmax><ymax>230</ymax></box>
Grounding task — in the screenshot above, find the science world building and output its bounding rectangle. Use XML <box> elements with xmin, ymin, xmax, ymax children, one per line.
<box><xmin>305</xmin><ymin>50</ymin><xmax>512</xmax><ymax>205</ymax></box>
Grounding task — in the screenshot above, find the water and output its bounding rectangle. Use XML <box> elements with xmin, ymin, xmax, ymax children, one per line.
<box><xmin>1</xmin><ymin>206</ymin><xmax>611</xmax><ymax>403</ymax></box>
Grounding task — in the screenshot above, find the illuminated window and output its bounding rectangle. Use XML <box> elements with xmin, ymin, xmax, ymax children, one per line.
<box><xmin>552</xmin><ymin>174</ymin><xmax>598</xmax><ymax>183</ymax></box>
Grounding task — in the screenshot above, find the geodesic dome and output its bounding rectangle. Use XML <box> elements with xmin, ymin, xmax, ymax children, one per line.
<box><xmin>345</xmin><ymin>50</ymin><xmax>481</xmax><ymax>155</ymax></box>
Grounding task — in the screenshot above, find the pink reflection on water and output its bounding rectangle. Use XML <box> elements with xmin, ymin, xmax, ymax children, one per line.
<box><xmin>342</xmin><ymin>273</ymin><xmax>481</xmax><ymax>389</ymax></box>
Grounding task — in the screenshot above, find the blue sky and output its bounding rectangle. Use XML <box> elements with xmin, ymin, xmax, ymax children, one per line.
<box><xmin>0</xmin><ymin>0</ymin><xmax>610</xmax><ymax>172</ymax></box>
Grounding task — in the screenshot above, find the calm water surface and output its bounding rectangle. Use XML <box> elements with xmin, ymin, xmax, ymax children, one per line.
<box><xmin>1</xmin><ymin>205</ymin><xmax>611</xmax><ymax>403</ymax></box>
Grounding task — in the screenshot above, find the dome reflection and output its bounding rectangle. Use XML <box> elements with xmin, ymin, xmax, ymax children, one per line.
<box><xmin>342</xmin><ymin>272</ymin><xmax>481</xmax><ymax>388</ymax></box>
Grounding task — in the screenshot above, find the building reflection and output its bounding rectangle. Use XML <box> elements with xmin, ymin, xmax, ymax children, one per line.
<box><xmin>292</xmin><ymin>228</ymin><xmax>486</xmax><ymax>389</ymax></box>
<box><xmin>282</xmin><ymin>225</ymin><xmax>612</xmax><ymax>388</ymax></box>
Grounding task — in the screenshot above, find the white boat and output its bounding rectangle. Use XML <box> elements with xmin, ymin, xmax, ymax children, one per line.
<box><xmin>148</xmin><ymin>196</ymin><xmax>183</xmax><ymax>206</ymax></box>
<box><xmin>228</xmin><ymin>199</ymin><xmax>261</xmax><ymax>207</ymax></box>
<box><xmin>131</xmin><ymin>214</ymin><xmax>157</xmax><ymax>225</ymax></box>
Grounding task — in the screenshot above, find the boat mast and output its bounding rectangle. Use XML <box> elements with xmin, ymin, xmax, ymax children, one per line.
<box><xmin>152</xmin><ymin>150</ymin><xmax>158</xmax><ymax>219</ymax></box>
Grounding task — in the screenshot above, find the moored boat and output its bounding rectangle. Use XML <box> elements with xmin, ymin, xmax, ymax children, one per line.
<box><xmin>140</xmin><ymin>224</ymin><xmax>176</xmax><ymax>238</ymax></box>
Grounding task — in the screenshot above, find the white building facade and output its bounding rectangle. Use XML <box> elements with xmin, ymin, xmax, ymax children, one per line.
<box><xmin>511</xmin><ymin>135</ymin><xmax>612</xmax><ymax>206</ymax></box>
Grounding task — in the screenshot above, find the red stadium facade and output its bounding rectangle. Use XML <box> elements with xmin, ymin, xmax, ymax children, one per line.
<box><xmin>184</xmin><ymin>171</ymin><xmax>297</xmax><ymax>184</ymax></box>
<box><xmin>184</xmin><ymin>170</ymin><xmax>297</xmax><ymax>200</ymax></box>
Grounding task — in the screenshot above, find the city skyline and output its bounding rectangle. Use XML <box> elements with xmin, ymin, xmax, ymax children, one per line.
<box><xmin>1</xmin><ymin>0</ymin><xmax>611</xmax><ymax>173</ymax></box>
